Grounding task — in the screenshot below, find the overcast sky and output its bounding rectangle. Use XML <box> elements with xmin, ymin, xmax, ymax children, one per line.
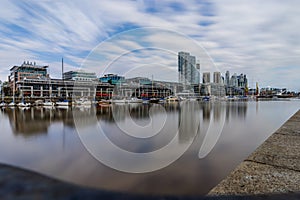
<box><xmin>0</xmin><ymin>0</ymin><xmax>299</xmax><ymax>91</ymax></box>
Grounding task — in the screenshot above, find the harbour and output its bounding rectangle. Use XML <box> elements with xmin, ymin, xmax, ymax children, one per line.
<box><xmin>0</xmin><ymin>100</ymin><xmax>299</xmax><ymax>196</ymax></box>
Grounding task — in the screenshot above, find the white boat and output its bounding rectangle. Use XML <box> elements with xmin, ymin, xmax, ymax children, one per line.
<box><xmin>111</xmin><ymin>98</ymin><xmax>127</xmax><ymax>104</ymax></box>
<box><xmin>98</xmin><ymin>100</ymin><xmax>111</xmax><ymax>107</ymax></box>
<box><xmin>128</xmin><ymin>97</ymin><xmax>143</xmax><ymax>103</ymax></box>
<box><xmin>56</xmin><ymin>100</ymin><xmax>70</xmax><ymax>107</ymax></box>
<box><xmin>74</xmin><ymin>98</ymin><xmax>92</xmax><ymax>106</ymax></box>
<box><xmin>166</xmin><ymin>96</ymin><xmax>179</xmax><ymax>102</ymax></box>
<box><xmin>0</xmin><ymin>102</ymin><xmax>7</xmax><ymax>108</ymax></box>
<box><xmin>43</xmin><ymin>100</ymin><xmax>55</xmax><ymax>107</ymax></box>
<box><xmin>17</xmin><ymin>101</ymin><xmax>31</xmax><ymax>107</ymax></box>
<box><xmin>142</xmin><ymin>99</ymin><xmax>150</xmax><ymax>104</ymax></box>
<box><xmin>34</xmin><ymin>99</ymin><xmax>44</xmax><ymax>106</ymax></box>
<box><xmin>8</xmin><ymin>102</ymin><xmax>16</xmax><ymax>107</ymax></box>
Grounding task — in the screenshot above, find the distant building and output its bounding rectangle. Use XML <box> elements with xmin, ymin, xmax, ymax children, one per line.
<box><xmin>16</xmin><ymin>78</ymin><xmax>113</xmax><ymax>98</ymax></box>
<box><xmin>225</xmin><ymin>71</ymin><xmax>230</xmax><ymax>86</ymax></box>
<box><xmin>230</xmin><ymin>73</ymin><xmax>238</xmax><ymax>87</ymax></box>
<box><xmin>99</xmin><ymin>74</ymin><xmax>125</xmax><ymax>85</ymax></box>
<box><xmin>202</xmin><ymin>72</ymin><xmax>210</xmax><ymax>83</ymax></box>
<box><xmin>213</xmin><ymin>72</ymin><xmax>222</xmax><ymax>84</ymax></box>
<box><xmin>8</xmin><ymin>62</ymin><xmax>114</xmax><ymax>98</ymax></box>
<box><xmin>63</xmin><ymin>70</ymin><xmax>97</xmax><ymax>81</ymax></box>
<box><xmin>210</xmin><ymin>83</ymin><xmax>226</xmax><ymax>96</ymax></box>
<box><xmin>8</xmin><ymin>61</ymin><xmax>49</xmax><ymax>93</ymax></box>
<box><xmin>226</xmin><ymin>72</ymin><xmax>248</xmax><ymax>95</ymax></box>
<box><xmin>178</xmin><ymin>52</ymin><xmax>199</xmax><ymax>85</ymax></box>
<box><xmin>125</xmin><ymin>77</ymin><xmax>152</xmax><ymax>85</ymax></box>
<box><xmin>195</xmin><ymin>63</ymin><xmax>200</xmax><ymax>84</ymax></box>
<box><xmin>237</xmin><ymin>74</ymin><xmax>248</xmax><ymax>88</ymax></box>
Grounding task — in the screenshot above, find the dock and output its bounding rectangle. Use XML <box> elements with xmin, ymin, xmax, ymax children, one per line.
<box><xmin>209</xmin><ymin>109</ymin><xmax>300</xmax><ymax>195</ymax></box>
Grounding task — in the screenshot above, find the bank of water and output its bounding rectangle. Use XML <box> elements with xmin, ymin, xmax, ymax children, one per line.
<box><xmin>0</xmin><ymin>100</ymin><xmax>299</xmax><ymax>195</ymax></box>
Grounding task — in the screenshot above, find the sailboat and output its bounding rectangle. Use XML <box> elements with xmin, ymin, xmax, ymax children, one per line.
<box><xmin>8</xmin><ymin>82</ymin><xmax>16</xmax><ymax>107</ymax></box>
<box><xmin>56</xmin><ymin>57</ymin><xmax>70</xmax><ymax>108</ymax></box>
<box><xmin>0</xmin><ymin>84</ymin><xmax>7</xmax><ymax>108</ymax></box>
<box><xmin>74</xmin><ymin>97</ymin><xmax>92</xmax><ymax>106</ymax></box>
<box><xmin>17</xmin><ymin>77</ymin><xmax>31</xmax><ymax>108</ymax></box>
<box><xmin>0</xmin><ymin>101</ymin><xmax>6</xmax><ymax>108</ymax></box>
<box><xmin>43</xmin><ymin>99</ymin><xmax>55</xmax><ymax>107</ymax></box>
<box><xmin>17</xmin><ymin>78</ymin><xmax>31</xmax><ymax>107</ymax></box>
<box><xmin>43</xmin><ymin>76</ymin><xmax>55</xmax><ymax>107</ymax></box>
<box><xmin>17</xmin><ymin>100</ymin><xmax>31</xmax><ymax>107</ymax></box>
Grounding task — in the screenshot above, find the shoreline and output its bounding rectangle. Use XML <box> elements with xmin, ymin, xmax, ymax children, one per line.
<box><xmin>208</xmin><ymin>109</ymin><xmax>300</xmax><ymax>195</ymax></box>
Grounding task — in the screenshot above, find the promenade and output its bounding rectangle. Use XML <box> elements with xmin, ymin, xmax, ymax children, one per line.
<box><xmin>209</xmin><ymin>109</ymin><xmax>300</xmax><ymax>195</ymax></box>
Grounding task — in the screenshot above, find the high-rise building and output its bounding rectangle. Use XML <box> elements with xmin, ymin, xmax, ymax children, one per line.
<box><xmin>202</xmin><ymin>72</ymin><xmax>210</xmax><ymax>83</ymax></box>
<box><xmin>178</xmin><ymin>52</ymin><xmax>199</xmax><ymax>85</ymax></box>
<box><xmin>237</xmin><ymin>74</ymin><xmax>248</xmax><ymax>88</ymax></box>
<box><xmin>213</xmin><ymin>72</ymin><xmax>222</xmax><ymax>84</ymax></box>
<box><xmin>230</xmin><ymin>73</ymin><xmax>238</xmax><ymax>87</ymax></box>
<box><xmin>194</xmin><ymin>63</ymin><xmax>200</xmax><ymax>84</ymax></box>
<box><xmin>225</xmin><ymin>71</ymin><xmax>230</xmax><ymax>86</ymax></box>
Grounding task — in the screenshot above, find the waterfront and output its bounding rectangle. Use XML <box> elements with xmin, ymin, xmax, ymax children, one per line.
<box><xmin>0</xmin><ymin>101</ymin><xmax>299</xmax><ymax>195</ymax></box>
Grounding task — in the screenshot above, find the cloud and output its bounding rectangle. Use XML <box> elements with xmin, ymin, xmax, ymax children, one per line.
<box><xmin>0</xmin><ymin>1</ymin><xmax>299</xmax><ymax>90</ymax></box>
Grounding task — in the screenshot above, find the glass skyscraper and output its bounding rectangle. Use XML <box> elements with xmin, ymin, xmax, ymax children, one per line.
<box><xmin>178</xmin><ymin>52</ymin><xmax>200</xmax><ymax>85</ymax></box>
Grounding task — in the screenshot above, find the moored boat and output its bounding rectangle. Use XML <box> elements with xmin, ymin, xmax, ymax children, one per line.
<box><xmin>74</xmin><ymin>98</ymin><xmax>92</xmax><ymax>106</ymax></box>
<box><xmin>17</xmin><ymin>101</ymin><xmax>31</xmax><ymax>107</ymax></box>
<box><xmin>43</xmin><ymin>99</ymin><xmax>55</xmax><ymax>107</ymax></box>
<box><xmin>149</xmin><ymin>98</ymin><xmax>159</xmax><ymax>103</ymax></box>
<box><xmin>128</xmin><ymin>97</ymin><xmax>143</xmax><ymax>103</ymax></box>
<box><xmin>166</xmin><ymin>96</ymin><xmax>179</xmax><ymax>102</ymax></box>
<box><xmin>0</xmin><ymin>101</ymin><xmax>7</xmax><ymax>108</ymax></box>
<box><xmin>98</xmin><ymin>100</ymin><xmax>111</xmax><ymax>107</ymax></box>
<box><xmin>8</xmin><ymin>101</ymin><xmax>16</xmax><ymax>107</ymax></box>
<box><xmin>56</xmin><ymin>100</ymin><xmax>70</xmax><ymax>107</ymax></box>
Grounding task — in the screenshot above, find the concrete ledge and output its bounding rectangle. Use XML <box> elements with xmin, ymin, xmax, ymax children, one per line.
<box><xmin>1</xmin><ymin>160</ymin><xmax>300</xmax><ymax>199</ymax></box>
<box><xmin>209</xmin><ymin>110</ymin><xmax>300</xmax><ymax>195</ymax></box>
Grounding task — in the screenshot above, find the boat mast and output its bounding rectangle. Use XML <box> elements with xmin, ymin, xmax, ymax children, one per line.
<box><xmin>62</xmin><ymin>57</ymin><xmax>64</xmax><ymax>81</ymax></box>
<box><xmin>62</xmin><ymin>57</ymin><xmax>65</xmax><ymax>98</ymax></box>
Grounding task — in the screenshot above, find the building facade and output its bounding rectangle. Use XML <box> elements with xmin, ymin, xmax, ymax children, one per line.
<box><xmin>16</xmin><ymin>78</ymin><xmax>114</xmax><ymax>99</ymax></box>
<box><xmin>63</xmin><ymin>70</ymin><xmax>97</xmax><ymax>81</ymax></box>
<box><xmin>9</xmin><ymin>61</ymin><xmax>49</xmax><ymax>93</ymax></box>
<box><xmin>99</xmin><ymin>74</ymin><xmax>125</xmax><ymax>85</ymax></box>
<box><xmin>178</xmin><ymin>52</ymin><xmax>199</xmax><ymax>85</ymax></box>
<box><xmin>8</xmin><ymin>62</ymin><xmax>114</xmax><ymax>99</ymax></box>
<box><xmin>202</xmin><ymin>72</ymin><xmax>211</xmax><ymax>83</ymax></box>
<box><xmin>213</xmin><ymin>72</ymin><xmax>222</xmax><ymax>84</ymax></box>
<box><xmin>225</xmin><ymin>71</ymin><xmax>230</xmax><ymax>86</ymax></box>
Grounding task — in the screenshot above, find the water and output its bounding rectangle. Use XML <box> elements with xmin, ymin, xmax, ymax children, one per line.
<box><xmin>0</xmin><ymin>101</ymin><xmax>299</xmax><ymax>195</ymax></box>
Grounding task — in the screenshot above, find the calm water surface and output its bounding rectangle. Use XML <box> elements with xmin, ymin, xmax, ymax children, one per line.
<box><xmin>0</xmin><ymin>101</ymin><xmax>299</xmax><ymax>195</ymax></box>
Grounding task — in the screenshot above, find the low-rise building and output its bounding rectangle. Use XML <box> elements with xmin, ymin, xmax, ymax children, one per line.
<box><xmin>63</xmin><ymin>70</ymin><xmax>97</xmax><ymax>81</ymax></box>
<box><xmin>8</xmin><ymin>61</ymin><xmax>48</xmax><ymax>94</ymax></box>
<box><xmin>99</xmin><ymin>74</ymin><xmax>125</xmax><ymax>85</ymax></box>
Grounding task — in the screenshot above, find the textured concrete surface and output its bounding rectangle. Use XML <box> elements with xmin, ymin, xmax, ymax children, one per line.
<box><xmin>0</xmin><ymin>163</ymin><xmax>300</xmax><ymax>200</ymax></box>
<box><xmin>209</xmin><ymin>110</ymin><xmax>300</xmax><ymax>196</ymax></box>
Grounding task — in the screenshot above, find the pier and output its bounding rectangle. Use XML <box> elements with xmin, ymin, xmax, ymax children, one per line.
<box><xmin>209</xmin><ymin>110</ymin><xmax>300</xmax><ymax>195</ymax></box>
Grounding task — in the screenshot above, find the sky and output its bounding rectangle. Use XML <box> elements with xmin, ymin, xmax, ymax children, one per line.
<box><xmin>0</xmin><ymin>0</ymin><xmax>300</xmax><ymax>91</ymax></box>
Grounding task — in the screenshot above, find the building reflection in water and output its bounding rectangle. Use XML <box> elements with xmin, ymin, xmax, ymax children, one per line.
<box><xmin>1</xmin><ymin>102</ymin><xmax>248</xmax><ymax>143</ymax></box>
<box><xmin>2</xmin><ymin>107</ymin><xmax>74</xmax><ymax>138</ymax></box>
<box><xmin>225</xmin><ymin>102</ymin><xmax>248</xmax><ymax>122</ymax></box>
<box><xmin>1</xmin><ymin>101</ymin><xmax>299</xmax><ymax>196</ymax></box>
